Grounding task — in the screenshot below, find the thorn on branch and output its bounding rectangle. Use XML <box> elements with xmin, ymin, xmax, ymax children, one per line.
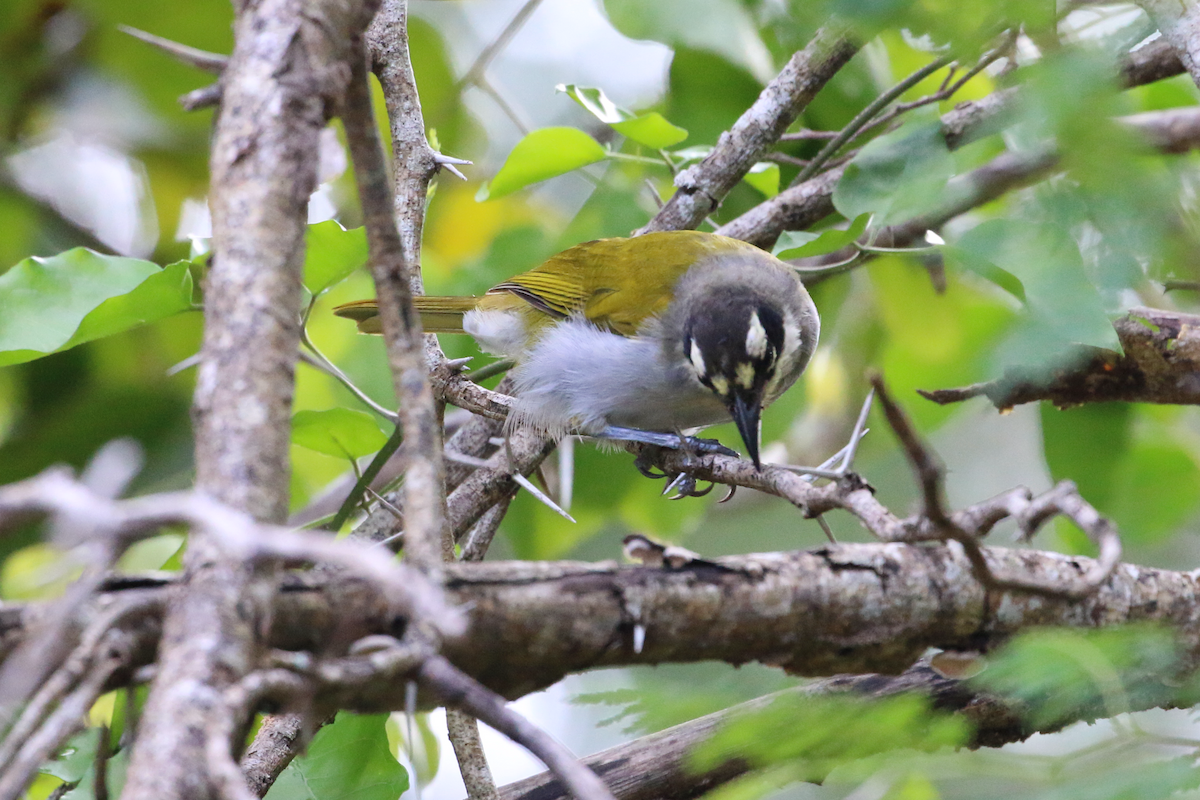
<box><xmin>433</xmin><ymin>152</ymin><xmax>472</xmax><ymax>182</ymax></box>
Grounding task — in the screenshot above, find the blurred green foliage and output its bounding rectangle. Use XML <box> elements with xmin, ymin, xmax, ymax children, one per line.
<box><xmin>268</xmin><ymin>713</ymin><xmax>409</xmax><ymax>800</ymax></box>
<box><xmin>4</xmin><ymin>0</ymin><xmax>1200</xmax><ymax>797</ymax></box>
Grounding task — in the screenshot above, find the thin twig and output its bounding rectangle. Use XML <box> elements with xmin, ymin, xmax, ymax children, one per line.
<box><xmin>460</xmin><ymin>496</ymin><xmax>512</xmax><ymax>563</ymax></box>
<box><xmin>118</xmin><ymin>25</ymin><xmax>228</xmax><ymax>73</ymax></box>
<box><xmin>208</xmin><ymin>671</ymin><xmax>311</xmax><ymax>800</ymax></box>
<box><xmin>868</xmin><ymin>374</ymin><xmax>949</xmax><ymax>524</ymax></box>
<box><xmin>638</xmin><ymin>27</ymin><xmax>858</xmax><ymax>233</ymax></box>
<box><xmin>343</xmin><ymin>35</ymin><xmax>448</xmax><ymax>571</ymax></box>
<box><xmin>299</xmin><ymin>335</ymin><xmax>400</xmax><ymax>423</ymax></box>
<box><xmin>458</xmin><ymin>0</ymin><xmax>545</xmax><ymax>89</ymax></box>
<box><xmin>790</xmin><ymin>54</ymin><xmax>953</xmax><ymax>187</ymax></box>
<box><xmin>0</xmin><ymin>631</ymin><xmax>130</xmax><ymax>800</ymax></box>
<box><xmin>329</xmin><ymin>423</ymin><xmax>406</xmax><ymax>532</ymax></box>
<box><xmin>419</xmin><ymin>655</ymin><xmax>616</xmax><ymax>800</ymax></box>
<box><xmin>0</xmin><ymin>594</ymin><xmax>156</xmax><ymax>766</ymax></box>
<box><xmin>468</xmin><ymin>358</ymin><xmax>515</xmax><ymax>384</ymax></box>
<box><xmin>869</xmin><ymin>373</ymin><xmax>1120</xmax><ymax>598</ymax></box>
<box><xmin>94</xmin><ymin>725</ymin><xmax>110</xmax><ymax>800</ymax></box>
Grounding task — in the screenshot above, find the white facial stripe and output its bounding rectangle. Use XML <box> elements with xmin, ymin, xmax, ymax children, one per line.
<box><xmin>745</xmin><ymin>311</ymin><xmax>768</xmax><ymax>359</ymax></box>
<box><xmin>689</xmin><ymin>340</ymin><xmax>706</xmax><ymax>377</ymax></box>
<box><xmin>736</xmin><ymin>362</ymin><xmax>755</xmax><ymax>390</ymax></box>
<box><xmin>765</xmin><ymin>313</ymin><xmax>803</xmax><ymax>400</ymax></box>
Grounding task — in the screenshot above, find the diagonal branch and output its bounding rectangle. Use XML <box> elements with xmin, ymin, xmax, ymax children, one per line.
<box><xmin>637</xmin><ymin>27</ymin><xmax>858</xmax><ymax>234</ymax></box>
<box><xmin>419</xmin><ymin>655</ymin><xmax>617</xmax><ymax>800</ymax></box>
<box><xmin>1137</xmin><ymin>0</ymin><xmax>1200</xmax><ymax>89</ymax></box>
<box><xmin>722</xmin><ymin>46</ymin><xmax>1199</xmax><ymax>250</ymax></box>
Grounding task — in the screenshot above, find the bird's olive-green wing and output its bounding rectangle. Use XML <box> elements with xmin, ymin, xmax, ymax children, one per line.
<box><xmin>495</xmin><ymin>231</ymin><xmax>765</xmax><ymax>336</ymax></box>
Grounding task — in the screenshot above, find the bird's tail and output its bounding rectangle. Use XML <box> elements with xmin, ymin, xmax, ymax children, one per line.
<box><xmin>333</xmin><ymin>296</ymin><xmax>480</xmax><ymax>334</ymax></box>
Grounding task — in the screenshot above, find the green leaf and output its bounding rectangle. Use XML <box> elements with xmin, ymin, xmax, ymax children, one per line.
<box><xmin>557</xmin><ymin>85</ymin><xmax>689</xmax><ymax>148</ymax></box>
<box><xmin>1041</xmin><ymin>404</ymin><xmax>1132</xmax><ymax>553</ymax></box>
<box><xmin>0</xmin><ymin>249</ymin><xmax>194</xmax><ymax>367</ymax></box>
<box><xmin>304</xmin><ymin>221</ymin><xmax>368</xmax><ymax>296</ymax></box>
<box><xmin>833</xmin><ymin>114</ymin><xmax>955</xmax><ymax>227</ymax></box>
<box><xmin>944</xmin><ymin>244</ymin><xmax>1027</xmax><ymax>301</ymax></box>
<box><xmin>268</xmin><ymin>713</ymin><xmax>408</xmax><ymax>800</ymax></box>
<box><xmin>1041</xmin><ymin>404</ymin><xmax>1132</xmax><ymax>511</ymax></box>
<box><xmin>742</xmin><ymin>162</ymin><xmax>779</xmax><ymax>198</ymax></box>
<box><xmin>771</xmin><ymin>230</ymin><xmax>821</xmax><ymax>255</ymax></box>
<box><xmin>1109</xmin><ymin>436</ymin><xmax>1200</xmax><ymax>547</ymax></box>
<box><xmin>953</xmin><ymin>219</ymin><xmax>1119</xmax><ymax>364</ymax></box>
<box><xmin>557</xmin><ymin>83</ymin><xmax>629</xmax><ymax>125</ymax></box>
<box><xmin>612</xmin><ymin>113</ymin><xmax>688</xmax><ymax>148</ymax></box>
<box><xmin>691</xmin><ymin>692</ymin><xmax>967</xmax><ymax>784</ymax></box>
<box><xmin>292</xmin><ymin>408</ymin><xmax>388</xmax><ymax>459</ymax></box>
<box><xmin>60</xmin><ymin>743</ymin><xmax>128</xmax><ymax>800</ymax></box>
<box><xmin>973</xmin><ymin>626</ymin><xmax>1180</xmax><ymax>731</ymax></box>
<box><xmin>478</xmin><ymin>127</ymin><xmax>606</xmax><ymax>200</ymax></box>
<box><xmin>41</xmin><ymin>729</ymin><xmax>100</xmax><ymax>783</ymax></box>
<box><xmin>774</xmin><ymin>213</ymin><xmax>870</xmax><ymax>259</ymax></box>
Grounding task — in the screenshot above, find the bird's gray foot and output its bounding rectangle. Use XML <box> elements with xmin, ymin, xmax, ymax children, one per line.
<box><xmin>594</xmin><ymin>426</ymin><xmax>733</xmax><ymax>499</ymax></box>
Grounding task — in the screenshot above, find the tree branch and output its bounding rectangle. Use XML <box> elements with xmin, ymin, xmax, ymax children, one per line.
<box><xmin>1137</xmin><ymin>0</ymin><xmax>1200</xmax><ymax>89</ymax></box>
<box><xmin>343</xmin><ymin>32</ymin><xmax>448</xmax><ymax>570</ymax></box>
<box><xmin>6</xmin><ymin>541</ymin><xmax>1197</xmax><ymax>708</ymax></box>
<box><xmin>724</xmin><ymin>45</ymin><xmax>1199</xmax><ymax>251</ymax></box>
<box><xmin>420</xmin><ymin>655</ymin><xmax>616</xmax><ymax>800</ymax></box>
<box><xmin>125</xmin><ymin>0</ymin><xmax>375</xmax><ymax>796</ymax></box>
<box><xmin>637</xmin><ymin>28</ymin><xmax>858</xmax><ymax>234</ymax></box>
<box><xmin>920</xmin><ymin>307</ymin><xmax>1200</xmax><ymax>410</ymax></box>
<box><xmin>492</xmin><ymin>651</ymin><xmax>1171</xmax><ymax>800</ymax></box>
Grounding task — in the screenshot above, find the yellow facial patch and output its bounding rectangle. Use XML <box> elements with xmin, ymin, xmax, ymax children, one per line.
<box><xmin>736</xmin><ymin>362</ymin><xmax>755</xmax><ymax>390</ymax></box>
<box><xmin>710</xmin><ymin>375</ymin><xmax>730</xmax><ymax>396</ymax></box>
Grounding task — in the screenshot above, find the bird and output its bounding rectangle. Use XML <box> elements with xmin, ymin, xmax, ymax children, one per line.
<box><xmin>334</xmin><ymin>230</ymin><xmax>820</xmax><ymax>470</ymax></box>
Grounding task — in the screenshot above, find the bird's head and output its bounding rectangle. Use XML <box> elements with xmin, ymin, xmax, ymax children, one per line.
<box><xmin>681</xmin><ymin>290</ymin><xmax>789</xmax><ymax>470</ymax></box>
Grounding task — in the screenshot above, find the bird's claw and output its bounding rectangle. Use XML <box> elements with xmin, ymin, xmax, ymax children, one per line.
<box><xmin>634</xmin><ymin>451</ymin><xmax>669</xmax><ymax>479</ymax></box>
<box><xmin>661</xmin><ymin>471</ymin><xmax>717</xmax><ymax>500</ymax></box>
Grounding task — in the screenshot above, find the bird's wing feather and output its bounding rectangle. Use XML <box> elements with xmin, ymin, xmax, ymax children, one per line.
<box><xmin>498</xmin><ymin>232</ymin><xmax>763</xmax><ymax>337</ymax></box>
<box><xmin>335</xmin><ymin>231</ymin><xmax>769</xmax><ymax>338</ymax></box>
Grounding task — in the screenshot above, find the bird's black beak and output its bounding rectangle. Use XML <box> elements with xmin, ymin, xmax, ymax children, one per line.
<box><xmin>729</xmin><ymin>392</ymin><xmax>763</xmax><ymax>471</ymax></box>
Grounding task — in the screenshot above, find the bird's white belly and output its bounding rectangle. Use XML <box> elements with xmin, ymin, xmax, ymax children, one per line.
<box><xmin>502</xmin><ymin>318</ymin><xmax>727</xmax><ymax>437</ymax></box>
<box><xmin>463</xmin><ymin>308</ymin><xmax>528</xmax><ymax>358</ymax></box>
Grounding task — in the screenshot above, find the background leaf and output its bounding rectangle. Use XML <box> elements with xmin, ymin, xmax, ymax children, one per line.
<box><xmin>774</xmin><ymin>213</ymin><xmax>869</xmax><ymax>258</ymax></box>
<box><xmin>0</xmin><ymin>250</ymin><xmax>193</xmax><ymax>366</ymax></box>
<box><xmin>267</xmin><ymin>713</ymin><xmax>408</xmax><ymax>800</ymax></box>
<box><xmin>304</xmin><ymin>221</ymin><xmax>368</xmax><ymax>296</ymax></box>
<box><xmin>292</xmin><ymin>408</ymin><xmax>388</xmax><ymax>459</ymax></box>
<box><xmin>558</xmin><ymin>84</ymin><xmax>689</xmax><ymax>148</ymax></box>
<box><xmin>479</xmin><ymin>127</ymin><xmax>606</xmax><ymax>200</ymax></box>
<box><xmin>833</xmin><ymin>115</ymin><xmax>955</xmax><ymax>226</ymax></box>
